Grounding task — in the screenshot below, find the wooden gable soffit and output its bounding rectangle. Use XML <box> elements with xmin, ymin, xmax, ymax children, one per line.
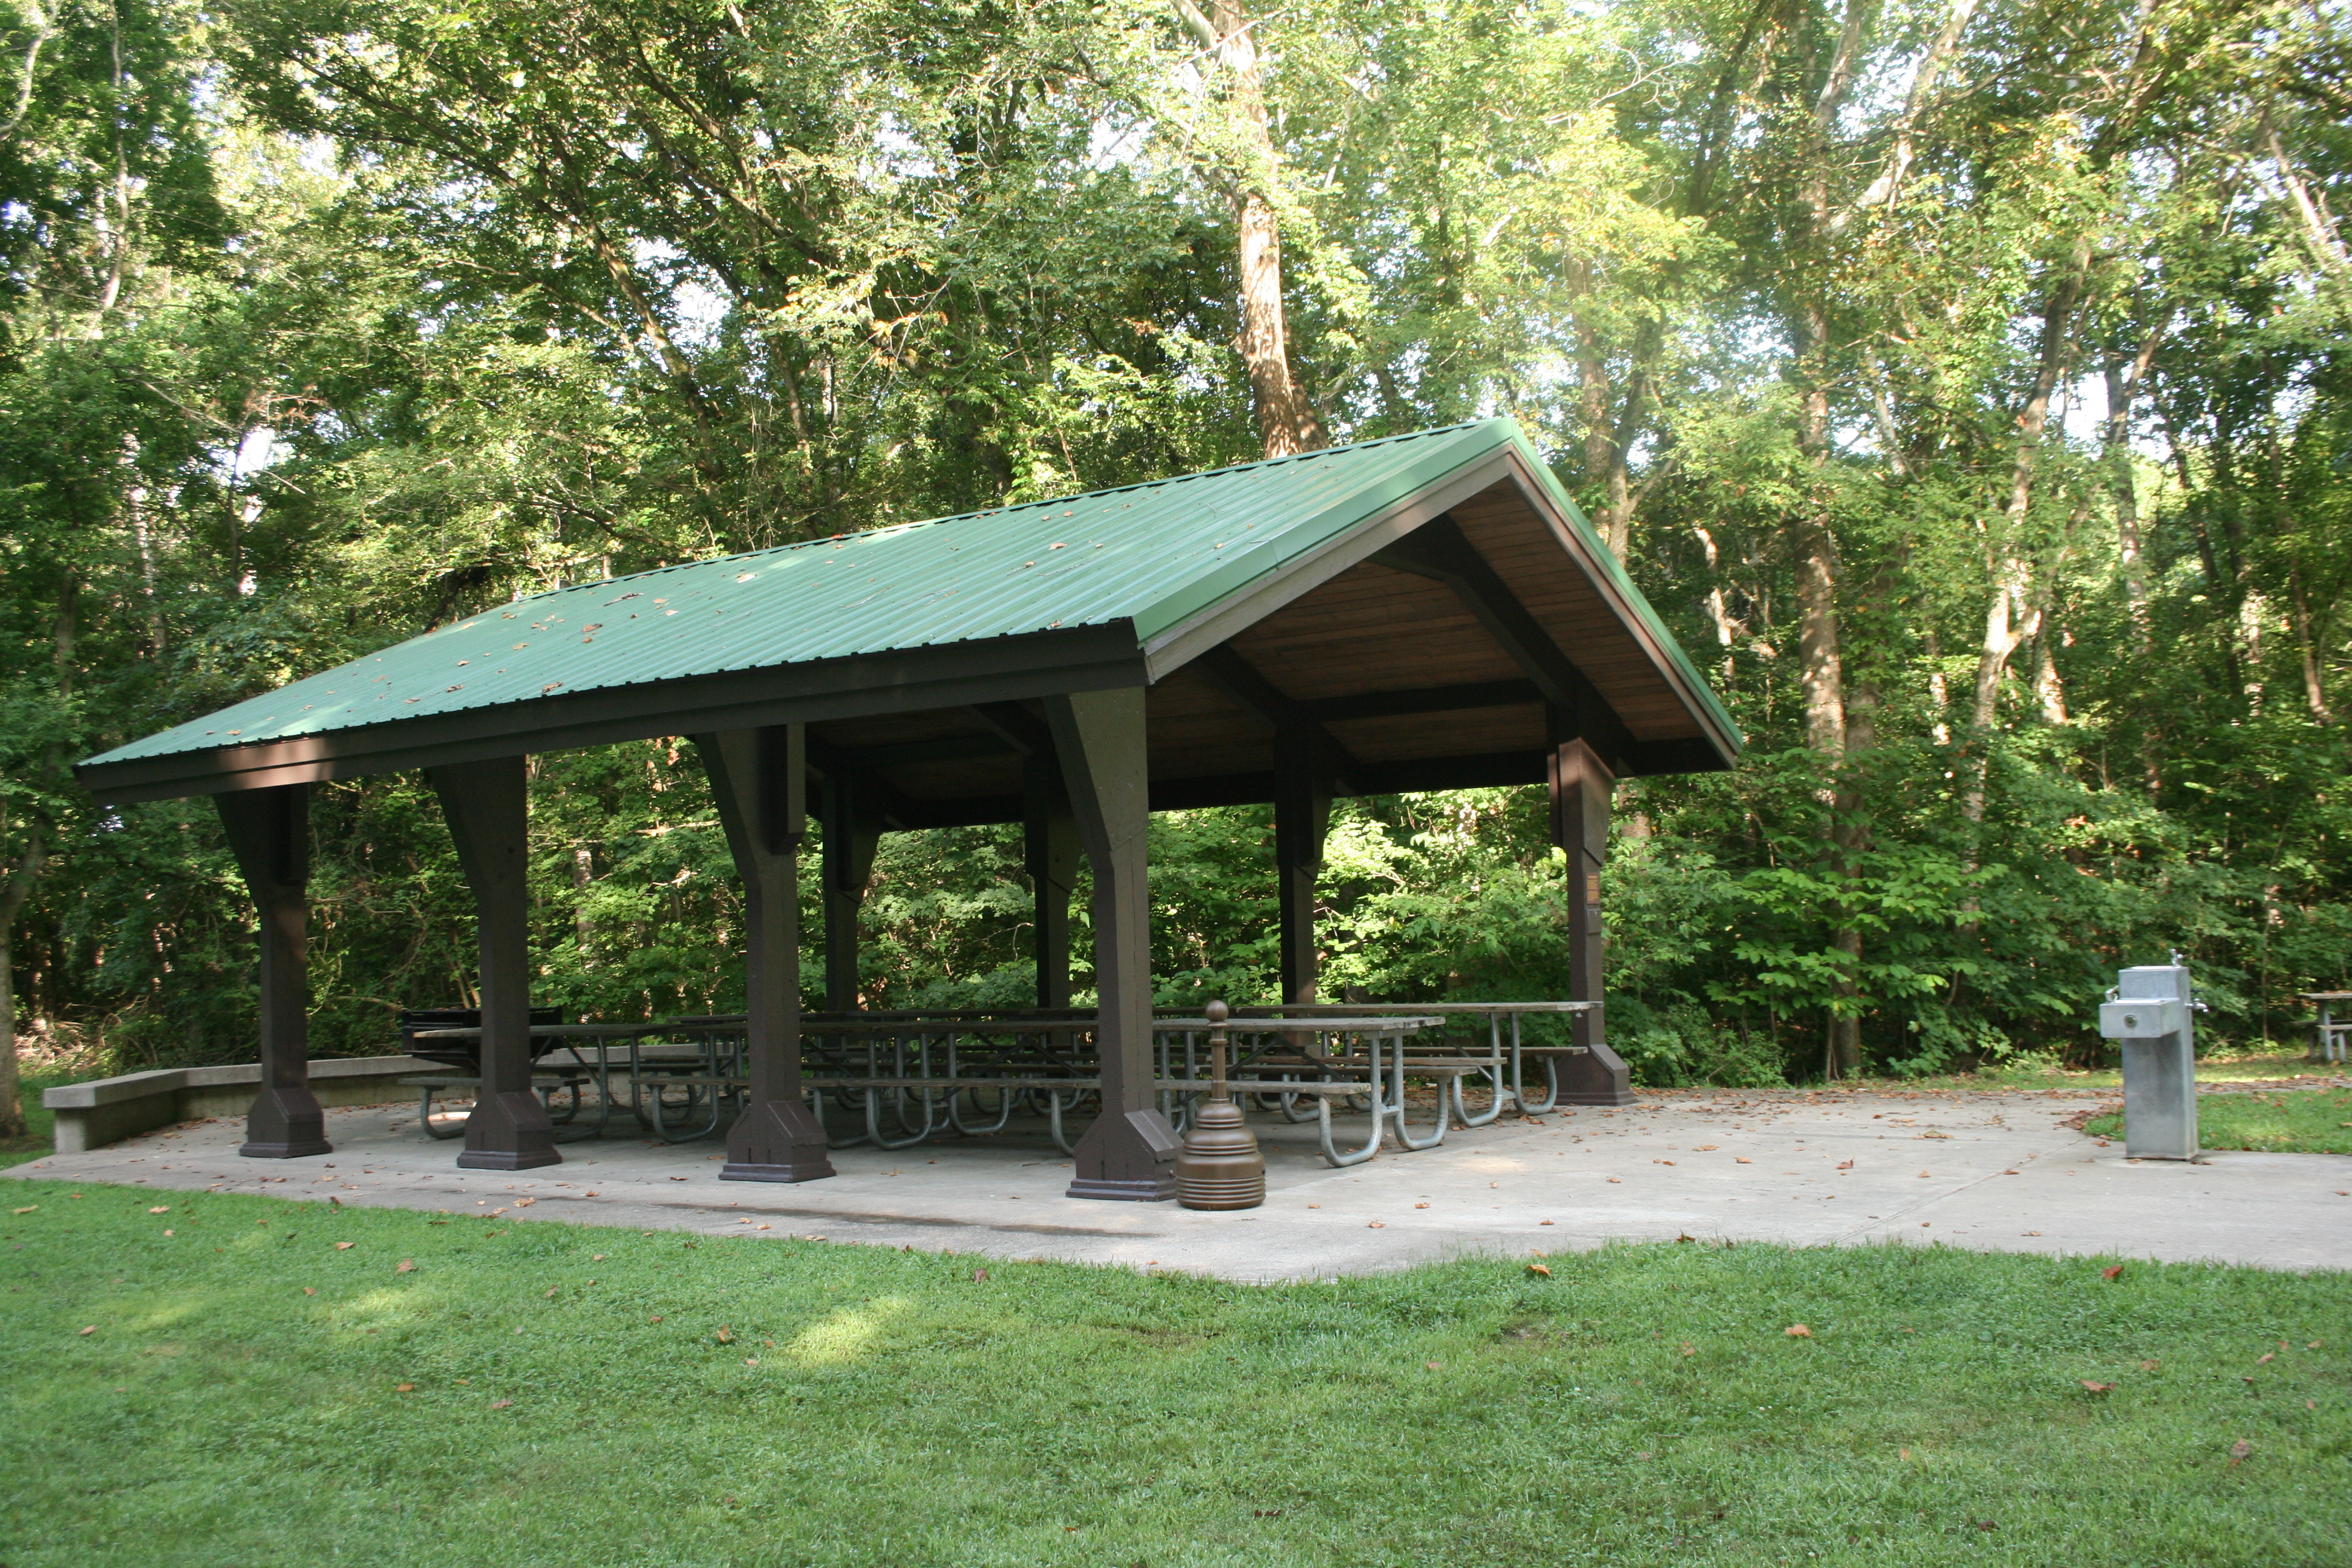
<box><xmin>1373</xmin><ymin>515</ymin><xmax>1638</xmax><ymax>774</ymax></box>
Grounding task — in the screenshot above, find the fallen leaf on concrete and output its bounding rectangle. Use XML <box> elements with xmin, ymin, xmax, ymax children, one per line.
<box><xmin>396</xmin><ymin>1259</ymin><xmax>415</xmax><ymax>1273</ymax></box>
<box><xmin>2080</xmin><ymin>1380</ymin><xmax>2115</xmax><ymax>1393</ymax></box>
<box><xmin>1655</xmin><ymin>1160</ymin><xmax>1675</xmax><ymax>1166</ymax></box>
<box><xmin>513</xmin><ymin>1198</ymin><xmax>534</xmax><ymax>1207</ymax></box>
<box><xmin>1526</xmin><ymin>1263</ymin><xmax>1552</xmax><ymax>1276</ymax></box>
<box><xmin>2227</xmin><ymin>1439</ymin><xmax>2252</xmax><ymax>1466</ymax></box>
<box><xmin>1734</xmin><ymin>1158</ymin><xmax>1751</xmax><ymax>1164</ymax></box>
<box><xmin>1785</xmin><ymin>1324</ymin><xmax>1812</xmax><ymax>1338</ymax></box>
<box><xmin>334</xmin><ymin>1242</ymin><xmax>354</xmax><ymax>1251</ymax></box>
<box><xmin>1696</xmin><ymin>1145</ymin><xmax>1717</xmax><ymax>1151</ymax></box>
<box><xmin>1414</xmin><ymin>1202</ymin><xmax>1429</xmax><ymax>1209</ymax></box>
<box><xmin>2102</xmin><ymin>1265</ymin><xmax>2125</xmax><ymax>1280</ymax></box>
<box><xmin>1367</xmin><ymin>1221</ymin><xmax>1386</xmax><ymax>1229</ymax></box>
<box><xmin>1539</xmin><ymin>1218</ymin><xmax>1554</xmax><ymax>1226</ymax></box>
<box><xmin>1607</xmin><ymin>1177</ymin><xmax>1622</xmax><ymax>1184</ymax></box>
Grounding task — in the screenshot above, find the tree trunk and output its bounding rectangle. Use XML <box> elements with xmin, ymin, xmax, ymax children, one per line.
<box><xmin>2291</xmin><ymin>572</ymin><xmax>2333</xmax><ymax>725</ymax></box>
<box><xmin>0</xmin><ymin>825</ymin><xmax>45</xmax><ymax>1142</ymax></box>
<box><xmin>1176</xmin><ymin>0</ymin><xmax>1327</xmax><ymax>458</ymax></box>
<box><xmin>1964</xmin><ymin>252</ymin><xmax>2087</xmax><ymax>822</ymax></box>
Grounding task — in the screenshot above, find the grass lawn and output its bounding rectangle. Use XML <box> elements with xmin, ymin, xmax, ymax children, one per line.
<box><xmin>2085</xmin><ymin>1085</ymin><xmax>2352</xmax><ymax>1155</ymax></box>
<box><xmin>1</xmin><ymin>1179</ymin><xmax>2345</xmax><ymax>1566</ymax></box>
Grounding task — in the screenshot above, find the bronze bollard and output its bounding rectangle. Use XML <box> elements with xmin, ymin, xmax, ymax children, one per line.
<box><xmin>1176</xmin><ymin>998</ymin><xmax>1265</xmax><ymax>1209</ymax></box>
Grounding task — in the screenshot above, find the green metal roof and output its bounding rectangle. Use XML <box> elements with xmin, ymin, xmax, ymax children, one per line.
<box><xmin>82</xmin><ymin>418</ymin><xmax>1739</xmax><ymax>776</ymax></box>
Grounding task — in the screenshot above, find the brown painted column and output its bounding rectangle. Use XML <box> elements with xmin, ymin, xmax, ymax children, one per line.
<box><xmin>699</xmin><ymin>726</ymin><xmax>832</xmax><ymax>1183</ymax></box>
<box><xmin>1024</xmin><ymin>753</ymin><xmax>1079</xmax><ymax>1010</ymax></box>
<box><xmin>1273</xmin><ymin>742</ymin><xmax>1330</xmax><ymax>1004</ymax></box>
<box><xmin>217</xmin><ymin>783</ymin><xmax>331</xmax><ymax>1158</ymax></box>
<box><xmin>1045</xmin><ymin>686</ymin><xmax>1178</xmax><ymax>1200</ymax></box>
<box><xmin>427</xmin><ymin>755</ymin><xmax>561</xmax><ymax>1170</ymax></box>
<box><xmin>819</xmin><ymin>771</ymin><xmax>880</xmax><ymax>1013</ymax></box>
<box><xmin>1549</xmin><ymin>733</ymin><xmax>1635</xmax><ymax>1106</ymax></box>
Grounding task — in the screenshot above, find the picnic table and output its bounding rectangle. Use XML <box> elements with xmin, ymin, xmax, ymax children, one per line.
<box><xmin>2299</xmin><ymin>993</ymin><xmax>2352</xmax><ymax>1065</ymax></box>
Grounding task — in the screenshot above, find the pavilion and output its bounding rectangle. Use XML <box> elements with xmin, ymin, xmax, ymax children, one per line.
<box><xmin>75</xmin><ymin>419</ymin><xmax>1742</xmax><ymax>1201</ymax></box>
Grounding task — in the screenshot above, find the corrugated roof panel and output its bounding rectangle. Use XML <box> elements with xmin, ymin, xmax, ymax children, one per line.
<box><xmin>81</xmin><ymin>419</ymin><xmax>1738</xmax><ymax>772</ymax></box>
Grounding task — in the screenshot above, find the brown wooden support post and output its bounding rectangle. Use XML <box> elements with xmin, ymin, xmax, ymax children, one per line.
<box><xmin>218</xmin><ymin>783</ymin><xmax>331</xmax><ymax>1158</ymax></box>
<box><xmin>1549</xmin><ymin>732</ymin><xmax>1635</xmax><ymax>1106</ymax></box>
<box><xmin>1024</xmin><ymin>753</ymin><xmax>1079</xmax><ymax>1010</ymax></box>
<box><xmin>427</xmin><ymin>756</ymin><xmax>561</xmax><ymax>1169</ymax></box>
<box><xmin>699</xmin><ymin>726</ymin><xmax>833</xmax><ymax>1183</ymax></box>
<box><xmin>1273</xmin><ymin>742</ymin><xmax>1330</xmax><ymax>1004</ymax></box>
<box><xmin>820</xmin><ymin>771</ymin><xmax>880</xmax><ymax>1013</ymax></box>
<box><xmin>1045</xmin><ymin>686</ymin><xmax>1178</xmax><ymax>1200</ymax></box>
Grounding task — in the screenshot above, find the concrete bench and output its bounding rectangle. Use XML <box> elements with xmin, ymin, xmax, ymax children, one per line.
<box><xmin>42</xmin><ymin>1056</ymin><xmax>437</xmax><ymax>1153</ymax></box>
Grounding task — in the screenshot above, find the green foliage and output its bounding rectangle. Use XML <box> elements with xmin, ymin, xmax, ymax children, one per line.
<box><xmin>3</xmin><ymin>0</ymin><xmax>2350</xmax><ymax>1088</ymax></box>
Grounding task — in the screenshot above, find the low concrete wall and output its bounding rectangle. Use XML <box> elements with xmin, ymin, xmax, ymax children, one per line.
<box><xmin>44</xmin><ymin>1057</ymin><xmax>433</xmax><ymax>1154</ymax></box>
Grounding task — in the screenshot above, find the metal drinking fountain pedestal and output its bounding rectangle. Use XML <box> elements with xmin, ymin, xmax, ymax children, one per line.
<box><xmin>2096</xmin><ymin>962</ymin><xmax>2199</xmax><ymax>1161</ymax></box>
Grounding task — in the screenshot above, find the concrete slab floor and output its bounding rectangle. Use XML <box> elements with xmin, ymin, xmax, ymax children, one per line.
<box><xmin>8</xmin><ymin>1086</ymin><xmax>2349</xmax><ymax>1281</ymax></box>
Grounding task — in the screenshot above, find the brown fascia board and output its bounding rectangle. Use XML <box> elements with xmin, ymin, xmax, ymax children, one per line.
<box><xmin>76</xmin><ymin>624</ymin><xmax>1147</xmax><ymax>805</ymax></box>
<box><xmin>1480</xmin><ymin>449</ymin><xmax>1740</xmax><ymax>770</ymax></box>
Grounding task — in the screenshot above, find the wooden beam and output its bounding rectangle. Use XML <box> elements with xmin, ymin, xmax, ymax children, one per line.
<box><xmin>1194</xmin><ymin>645</ymin><xmax>1359</xmax><ymax>795</ymax></box>
<box><xmin>1376</xmin><ymin>517</ymin><xmax>1638</xmax><ymax>772</ymax></box>
<box><xmin>215</xmin><ymin>783</ymin><xmax>331</xmax><ymax>1158</ymax></box>
<box><xmin>1297</xmin><ymin>679</ymin><xmax>1540</xmax><ymax>724</ymax></box>
<box><xmin>1024</xmin><ymin>753</ymin><xmax>1079</xmax><ymax>1009</ymax></box>
<box><xmin>1549</xmin><ymin>736</ymin><xmax>1635</xmax><ymax>1106</ymax></box>
<box><xmin>698</xmin><ymin>727</ymin><xmax>833</xmax><ymax>1183</ymax></box>
<box><xmin>815</xmin><ymin>763</ymin><xmax>883</xmax><ymax>1012</ymax></box>
<box><xmin>1274</xmin><ymin>754</ymin><xmax>1329</xmax><ymax>1004</ymax></box>
<box><xmin>426</xmin><ymin>756</ymin><xmax>561</xmax><ymax>1170</ymax></box>
<box><xmin>1044</xmin><ymin>686</ymin><xmax>1177</xmax><ymax>1201</ymax></box>
<box><xmin>828</xmin><ymin>732</ymin><xmax>1013</xmax><ymax>771</ymax></box>
<box><xmin>80</xmin><ymin>624</ymin><xmax>1146</xmax><ymax>805</ymax></box>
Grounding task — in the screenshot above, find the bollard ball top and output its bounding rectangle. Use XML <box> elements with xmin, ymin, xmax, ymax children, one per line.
<box><xmin>1205</xmin><ymin>998</ymin><xmax>1229</xmax><ymax>1025</ymax></box>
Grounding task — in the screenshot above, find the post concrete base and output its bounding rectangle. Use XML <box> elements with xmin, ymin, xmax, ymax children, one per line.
<box><xmin>1065</xmin><ymin>1108</ymin><xmax>1180</xmax><ymax>1201</ymax></box>
<box><xmin>721</xmin><ymin>1099</ymin><xmax>835</xmax><ymax>1183</ymax></box>
<box><xmin>1555</xmin><ymin>1040</ymin><xmax>1637</xmax><ymax>1106</ymax></box>
<box><xmin>455</xmin><ymin>1090</ymin><xmax>562</xmax><ymax>1171</ymax></box>
<box><xmin>238</xmin><ymin>1084</ymin><xmax>332</xmax><ymax>1159</ymax></box>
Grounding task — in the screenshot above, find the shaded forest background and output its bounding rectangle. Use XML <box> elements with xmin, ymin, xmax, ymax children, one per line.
<box><xmin>2</xmin><ymin>0</ymin><xmax>2347</xmax><ymax>1105</ymax></box>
